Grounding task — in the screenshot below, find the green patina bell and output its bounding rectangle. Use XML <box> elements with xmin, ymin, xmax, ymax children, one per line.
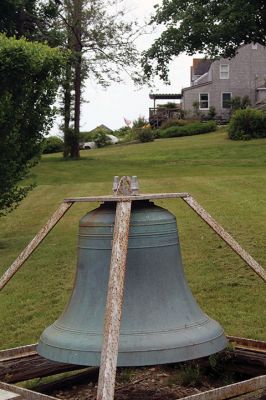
<box><xmin>37</xmin><ymin>201</ymin><xmax>227</xmax><ymax>366</ymax></box>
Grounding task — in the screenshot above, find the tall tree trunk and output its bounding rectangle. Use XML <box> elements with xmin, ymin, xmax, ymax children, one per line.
<box><xmin>71</xmin><ymin>0</ymin><xmax>82</xmax><ymax>158</ymax></box>
<box><xmin>16</xmin><ymin>8</ymin><xmax>26</xmax><ymax>37</ymax></box>
<box><xmin>63</xmin><ymin>59</ymin><xmax>72</xmax><ymax>158</ymax></box>
<box><xmin>72</xmin><ymin>52</ymin><xmax>81</xmax><ymax>158</ymax></box>
<box><xmin>62</xmin><ymin>0</ymin><xmax>82</xmax><ymax>159</ymax></box>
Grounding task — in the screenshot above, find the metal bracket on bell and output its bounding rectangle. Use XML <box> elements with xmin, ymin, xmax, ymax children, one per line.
<box><xmin>113</xmin><ymin>176</ymin><xmax>139</xmax><ymax>196</ymax></box>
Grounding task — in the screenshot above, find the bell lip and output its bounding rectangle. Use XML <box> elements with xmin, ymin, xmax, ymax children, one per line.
<box><xmin>38</xmin><ymin>328</ymin><xmax>226</xmax><ymax>353</ymax></box>
<box><xmin>37</xmin><ymin>334</ymin><xmax>228</xmax><ymax>367</ymax></box>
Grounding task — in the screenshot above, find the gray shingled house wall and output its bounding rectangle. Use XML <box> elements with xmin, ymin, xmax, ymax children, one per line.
<box><xmin>182</xmin><ymin>44</ymin><xmax>266</xmax><ymax>118</ymax></box>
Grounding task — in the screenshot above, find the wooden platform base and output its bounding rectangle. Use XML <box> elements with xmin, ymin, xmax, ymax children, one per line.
<box><xmin>0</xmin><ymin>337</ymin><xmax>265</xmax><ymax>400</ymax></box>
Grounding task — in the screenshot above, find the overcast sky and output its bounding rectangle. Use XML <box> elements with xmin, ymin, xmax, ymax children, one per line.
<box><xmin>53</xmin><ymin>0</ymin><xmax>196</xmax><ymax>134</ymax></box>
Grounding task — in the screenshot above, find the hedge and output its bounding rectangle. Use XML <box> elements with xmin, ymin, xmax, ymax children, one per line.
<box><xmin>43</xmin><ymin>136</ymin><xmax>64</xmax><ymax>154</ymax></box>
<box><xmin>158</xmin><ymin>121</ymin><xmax>217</xmax><ymax>138</ymax></box>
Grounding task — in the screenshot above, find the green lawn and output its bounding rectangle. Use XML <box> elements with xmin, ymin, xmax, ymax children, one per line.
<box><xmin>0</xmin><ymin>129</ymin><xmax>265</xmax><ymax>349</ymax></box>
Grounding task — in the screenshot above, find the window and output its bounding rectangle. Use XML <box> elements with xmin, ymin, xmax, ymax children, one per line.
<box><xmin>199</xmin><ymin>93</ymin><xmax>209</xmax><ymax>109</ymax></box>
<box><xmin>252</xmin><ymin>42</ymin><xmax>258</xmax><ymax>50</ymax></box>
<box><xmin>222</xmin><ymin>92</ymin><xmax>232</xmax><ymax>109</ymax></box>
<box><xmin>220</xmin><ymin>64</ymin><xmax>229</xmax><ymax>79</ymax></box>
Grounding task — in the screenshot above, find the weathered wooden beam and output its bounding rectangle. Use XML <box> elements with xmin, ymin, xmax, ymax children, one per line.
<box><xmin>178</xmin><ymin>375</ymin><xmax>266</xmax><ymax>400</ymax></box>
<box><xmin>33</xmin><ymin>368</ymin><xmax>99</xmax><ymax>394</ymax></box>
<box><xmin>182</xmin><ymin>195</ymin><xmax>266</xmax><ymax>282</ymax></box>
<box><xmin>64</xmin><ymin>192</ymin><xmax>189</xmax><ymax>203</ymax></box>
<box><xmin>96</xmin><ymin>200</ymin><xmax>132</xmax><ymax>400</ymax></box>
<box><xmin>0</xmin><ymin>383</ymin><xmax>58</xmax><ymax>400</ymax></box>
<box><xmin>0</xmin><ymin>345</ymin><xmax>37</xmax><ymax>363</ymax></box>
<box><xmin>228</xmin><ymin>336</ymin><xmax>266</xmax><ymax>352</ymax></box>
<box><xmin>0</xmin><ymin>388</ymin><xmax>22</xmax><ymax>399</ymax></box>
<box><xmin>0</xmin><ymin>353</ymin><xmax>86</xmax><ymax>384</ymax></box>
<box><xmin>1</xmin><ymin>337</ymin><xmax>265</xmax><ymax>385</ymax></box>
<box><xmin>0</xmin><ymin>203</ymin><xmax>73</xmax><ymax>291</ymax></box>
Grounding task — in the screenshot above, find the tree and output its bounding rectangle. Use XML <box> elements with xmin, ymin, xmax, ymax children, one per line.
<box><xmin>229</xmin><ymin>96</ymin><xmax>251</xmax><ymax>112</ymax></box>
<box><xmin>0</xmin><ymin>0</ymin><xmax>61</xmax><ymax>45</ymax></box>
<box><xmin>142</xmin><ymin>0</ymin><xmax>266</xmax><ymax>80</ymax></box>
<box><xmin>0</xmin><ymin>34</ymin><xmax>65</xmax><ymax>215</ymax></box>
<box><xmin>0</xmin><ymin>0</ymin><xmax>144</xmax><ymax>159</ymax></box>
<box><xmin>58</xmin><ymin>0</ymin><xmax>143</xmax><ymax>158</ymax></box>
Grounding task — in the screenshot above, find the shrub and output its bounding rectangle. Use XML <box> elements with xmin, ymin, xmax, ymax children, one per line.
<box><xmin>43</xmin><ymin>136</ymin><xmax>64</xmax><ymax>154</ymax></box>
<box><xmin>228</xmin><ymin>108</ymin><xmax>266</xmax><ymax>140</ymax></box>
<box><xmin>0</xmin><ymin>34</ymin><xmax>65</xmax><ymax>215</ymax></box>
<box><xmin>158</xmin><ymin>121</ymin><xmax>217</xmax><ymax>138</ymax></box>
<box><xmin>160</xmin><ymin>118</ymin><xmax>180</xmax><ymax>129</ymax></box>
<box><xmin>167</xmin><ymin>363</ymin><xmax>202</xmax><ymax>387</ymax></box>
<box><xmin>119</xmin><ymin>129</ymin><xmax>136</xmax><ymax>143</ymax></box>
<box><xmin>113</xmin><ymin>126</ymin><xmax>132</xmax><ymax>137</ymax></box>
<box><xmin>229</xmin><ymin>95</ymin><xmax>251</xmax><ymax>112</ymax></box>
<box><xmin>192</xmin><ymin>101</ymin><xmax>201</xmax><ymax>117</ymax></box>
<box><xmin>93</xmin><ymin>129</ymin><xmax>111</xmax><ymax>147</ymax></box>
<box><xmin>79</xmin><ymin>131</ymin><xmax>94</xmax><ymax>142</ymax></box>
<box><xmin>132</xmin><ymin>115</ymin><xmax>148</xmax><ymax>129</ymax></box>
<box><xmin>208</xmin><ymin>106</ymin><xmax>217</xmax><ymax>120</ymax></box>
<box><xmin>178</xmin><ymin>364</ymin><xmax>202</xmax><ymax>387</ymax></box>
<box><xmin>135</xmin><ymin>127</ymin><xmax>154</xmax><ymax>142</ymax></box>
<box><xmin>160</xmin><ymin>118</ymin><xmax>200</xmax><ymax>129</ymax></box>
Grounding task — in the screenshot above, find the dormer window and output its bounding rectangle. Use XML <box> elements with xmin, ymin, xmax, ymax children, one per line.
<box><xmin>220</xmin><ymin>64</ymin><xmax>229</xmax><ymax>79</ymax></box>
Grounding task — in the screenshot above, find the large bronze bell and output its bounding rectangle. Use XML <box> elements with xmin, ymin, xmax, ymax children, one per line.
<box><xmin>37</xmin><ymin>200</ymin><xmax>227</xmax><ymax>366</ymax></box>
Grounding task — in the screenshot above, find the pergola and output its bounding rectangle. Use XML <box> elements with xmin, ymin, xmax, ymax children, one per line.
<box><xmin>149</xmin><ymin>93</ymin><xmax>182</xmax><ymax>108</ymax></box>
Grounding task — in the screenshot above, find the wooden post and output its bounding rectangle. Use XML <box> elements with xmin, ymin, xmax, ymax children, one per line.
<box><xmin>183</xmin><ymin>195</ymin><xmax>266</xmax><ymax>282</ymax></box>
<box><xmin>96</xmin><ymin>177</ymin><xmax>134</xmax><ymax>400</ymax></box>
<box><xmin>0</xmin><ymin>202</ymin><xmax>73</xmax><ymax>291</ymax></box>
<box><xmin>96</xmin><ymin>200</ymin><xmax>132</xmax><ymax>400</ymax></box>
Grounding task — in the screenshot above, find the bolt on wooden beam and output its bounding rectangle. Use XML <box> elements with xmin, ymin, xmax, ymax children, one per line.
<box><xmin>182</xmin><ymin>195</ymin><xmax>266</xmax><ymax>282</ymax></box>
<box><xmin>0</xmin><ymin>202</ymin><xmax>73</xmax><ymax>291</ymax></box>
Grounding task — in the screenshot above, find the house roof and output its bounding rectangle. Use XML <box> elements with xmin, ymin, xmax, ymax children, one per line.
<box><xmin>97</xmin><ymin>124</ymin><xmax>113</xmax><ymax>132</ymax></box>
<box><xmin>193</xmin><ymin>59</ymin><xmax>213</xmax><ymax>76</ymax></box>
<box><xmin>182</xmin><ymin>81</ymin><xmax>212</xmax><ymax>92</ymax></box>
<box><xmin>149</xmin><ymin>93</ymin><xmax>182</xmax><ymax>100</ymax></box>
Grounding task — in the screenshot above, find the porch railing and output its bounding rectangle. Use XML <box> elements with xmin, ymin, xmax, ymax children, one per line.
<box><xmin>149</xmin><ymin>107</ymin><xmax>182</xmax><ymax>127</ymax></box>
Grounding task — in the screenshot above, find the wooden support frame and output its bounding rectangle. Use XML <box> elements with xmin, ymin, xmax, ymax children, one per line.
<box><xmin>0</xmin><ymin>176</ymin><xmax>265</xmax><ymax>400</ymax></box>
<box><xmin>1</xmin><ymin>336</ymin><xmax>264</xmax><ymax>382</ymax></box>
<box><xmin>179</xmin><ymin>375</ymin><xmax>266</xmax><ymax>400</ymax></box>
<box><xmin>0</xmin><ymin>382</ymin><xmax>58</xmax><ymax>400</ymax></box>
<box><xmin>0</xmin><ymin>338</ymin><xmax>265</xmax><ymax>400</ymax></box>
<box><xmin>182</xmin><ymin>195</ymin><xmax>266</xmax><ymax>282</ymax></box>
<box><xmin>96</xmin><ymin>200</ymin><xmax>132</xmax><ymax>400</ymax></box>
<box><xmin>0</xmin><ymin>202</ymin><xmax>73</xmax><ymax>291</ymax></box>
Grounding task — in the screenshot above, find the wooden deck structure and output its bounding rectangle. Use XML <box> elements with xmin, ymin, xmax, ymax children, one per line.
<box><xmin>149</xmin><ymin>93</ymin><xmax>182</xmax><ymax>127</ymax></box>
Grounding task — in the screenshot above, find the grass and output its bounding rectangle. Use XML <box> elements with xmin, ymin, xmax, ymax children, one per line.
<box><xmin>0</xmin><ymin>128</ymin><xmax>265</xmax><ymax>349</ymax></box>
